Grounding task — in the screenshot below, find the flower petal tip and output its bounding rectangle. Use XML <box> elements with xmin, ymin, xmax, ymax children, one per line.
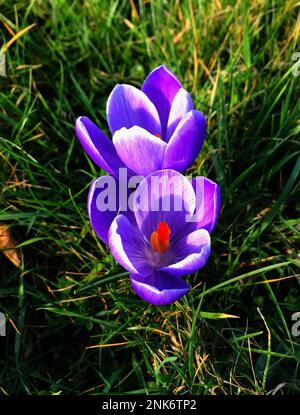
<box><xmin>130</xmin><ymin>272</ymin><xmax>190</xmax><ymax>306</ymax></box>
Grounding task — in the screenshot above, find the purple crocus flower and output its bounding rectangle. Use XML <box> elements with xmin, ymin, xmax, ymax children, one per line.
<box><xmin>88</xmin><ymin>169</ymin><xmax>221</xmax><ymax>306</ymax></box>
<box><xmin>75</xmin><ymin>65</ymin><xmax>206</xmax><ymax>177</ymax></box>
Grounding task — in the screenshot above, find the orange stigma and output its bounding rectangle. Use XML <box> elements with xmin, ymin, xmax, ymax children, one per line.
<box><xmin>150</xmin><ymin>222</ymin><xmax>171</xmax><ymax>254</ymax></box>
<box><xmin>154</xmin><ymin>133</ymin><xmax>161</xmax><ymax>139</ymax></box>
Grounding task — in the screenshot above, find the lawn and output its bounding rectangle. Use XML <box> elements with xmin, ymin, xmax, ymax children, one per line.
<box><xmin>0</xmin><ymin>0</ymin><xmax>299</xmax><ymax>395</ymax></box>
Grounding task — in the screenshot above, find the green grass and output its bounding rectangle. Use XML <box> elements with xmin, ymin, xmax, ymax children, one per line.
<box><xmin>0</xmin><ymin>0</ymin><xmax>299</xmax><ymax>395</ymax></box>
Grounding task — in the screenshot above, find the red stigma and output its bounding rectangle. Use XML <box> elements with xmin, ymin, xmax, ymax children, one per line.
<box><xmin>150</xmin><ymin>222</ymin><xmax>171</xmax><ymax>254</ymax></box>
<box><xmin>156</xmin><ymin>222</ymin><xmax>171</xmax><ymax>242</ymax></box>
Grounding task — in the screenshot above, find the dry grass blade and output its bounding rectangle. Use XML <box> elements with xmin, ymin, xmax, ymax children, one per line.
<box><xmin>0</xmin><ymin>224</ymin><xmax>21</xmax><ymax>268</ymax></box>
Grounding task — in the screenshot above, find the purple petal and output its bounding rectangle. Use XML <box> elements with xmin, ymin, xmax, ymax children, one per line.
<box><xmin>87</xmin><ymin>176</ymin><xmax>136</xmax><ymax>244</ymax></box>
<box><xmin>166</xmin><ymin>88</ymin><xmax>194</xmax><ymax>141</ymax></box>
<box><xmin>162</xmin><ymin>110</ymin><xmax>206</xmax><ymax>173</ymax></box>
<box><xmin>106</xmin><ymin>84</ymin><xmax>161</xmax><ymax>136</ymax></box>
<box><xmin>113</xmin><ymin>126</ymin><xmax>167</xmax><ymax>176</ymax></box>
<box><xmin>75</xmin><ymin>116</ymin><xmax>124</xmax><ymax>177</ymax></box>
<box><xmin>142</xmin><ymin>66</ymin><xmax>181</xmax><ymax>139</ymax></box>
<box><xmin>191</xmin><ymin>177</ymin><xmax>221</xmax><ymax>233</ymax></box>
<box><xmin>88</xmin><ymin>177</ymin><xmax>118</xmax><ymax>244</ymax></box>
<box><xmin>108</xmin><ymin>215</ymin><xmax>153</xmax><ymax>276</ymax></box>
<box><xmin>133</xmin><ymin>169</ymin><xmax>196</xmax><ymax>241</ymax></box>
<box><xmin>161</xmin><ymin>229</ymin><xmax>211</xmax><ymax>277</ymax></box>
<box><xmin>130</xmin><ymin>271</ymin><xmax>189</xmax><ymax>306</ymax></box>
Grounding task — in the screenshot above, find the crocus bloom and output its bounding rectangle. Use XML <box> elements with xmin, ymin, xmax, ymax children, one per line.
<box><xmin>88</xmin><ymin>169</ymin><xmax>221</xmax><ymax>305</ymax></box>
<box><xmin>75</xmin><ymin>65</ymin><xmax>206</xmax><ymax>178</ymax></box>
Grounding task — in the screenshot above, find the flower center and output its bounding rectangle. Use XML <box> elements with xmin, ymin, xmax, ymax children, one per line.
<box><xmin>150</xmin><ymin>221</ymin><xmax>171</xmax><ymax>254</ymax></box>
